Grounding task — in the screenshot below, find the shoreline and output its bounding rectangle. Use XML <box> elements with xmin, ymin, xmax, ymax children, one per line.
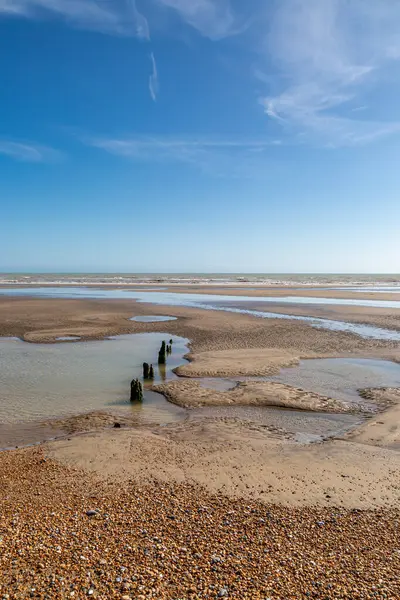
<box><xmin>2</xmin><ymin>280</ymin><xmax>400</xmax><ymax>303</ymax></box>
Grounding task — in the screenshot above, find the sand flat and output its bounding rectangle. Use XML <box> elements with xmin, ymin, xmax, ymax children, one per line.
<box><xmin>153</xmin><ymin>379</ymin><xmax>352</xmax><ymax>412</ymax></box>
<box><xmin>346</xmin><ymin>388</ymin><xmax>400</xmax><ymax>449</ymax></box>
<box><xmin>1</xmin><ymin>297</ymin><xmax>400</xmax><ymax>361</ymax></box>
<box><xmin>46</xmin><ymin>417</ymin><xmax>400</xmax><ymax>509</ymax></box>
<box><xmin>175</xmin><ymin>347</ymin><xmax>301</xmax><ymax>377</ymax></box>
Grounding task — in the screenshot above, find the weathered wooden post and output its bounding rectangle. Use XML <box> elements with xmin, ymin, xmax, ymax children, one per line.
<box><xmin>130</xmin><ymin>378</ymin><xmax>143</xmax><ymax>402</ymax></box>
<box><xmin>149</xmin><ymin>364</ymin><xmax>154</xmax><ymax>379</ymax></box>
<box><xmin>158</xmin><ymin>341</ymin><xmax>167</xmax><ymax>364</ymax></box>
<box><xmin>143</xmin><ymin>362</ymin><xmax>149</xmax><ymax>379</ymax></box>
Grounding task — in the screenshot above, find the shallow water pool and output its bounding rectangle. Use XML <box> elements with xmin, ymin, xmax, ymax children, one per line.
<box><xmin>0</xmin><ymin>333</ymin><xmax>188</xmax><ymax>425</ymax></box>
<box><xmin>130</xmin><ymin>315</ymin><xmax>177</xmax><ymax>323</ymax></box>
<box><xmin>270</xmin><ymin>358</ymin><xmax>400</xmax><ymax>406</ymax></box>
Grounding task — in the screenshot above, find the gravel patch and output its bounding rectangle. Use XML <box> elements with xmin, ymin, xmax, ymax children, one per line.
<box><xmin>0</xmin><ymin>447</ymin><xmax>399</xmax><ymax>599</ymax></box>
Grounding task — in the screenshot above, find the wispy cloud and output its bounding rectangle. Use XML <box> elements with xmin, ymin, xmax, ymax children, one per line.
<box><xmin>149</xmin><ymin>53</ymin><xmax>159</xmax><ymax>102</ymax></box>
<box><xmin>154</xmin><ymin>0</ymin><xmax>238</xmax><ymax>40</ymax></box>
<box><xmin>260</xmin><ymin>0</ymin><xmax>400</xmax><ymax>147</ymax></box>
<box><xmin>0</xmin><ymin>140</ymin><xmax>62</xmax><ymax>162</ymax></box>
<box><xmin>82</xmin><ymin>135</ymin><xmax>277</xmax><ymax>176</ymax></box>
<box><xmin>0</xmin><ymin>0</ymin><xmax>150</xmax><ymax>38</ymax></box>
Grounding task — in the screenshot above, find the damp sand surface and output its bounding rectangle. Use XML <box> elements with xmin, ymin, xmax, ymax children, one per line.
<box><xmin>0</xmin><ymin>422</ymin><xmax>66</xmax><ymax>452</ymax></box>
<box><xmin>3</xmin><ymin>286</ymin><xmax>400</xmax><ymax>309</ymax></box>
<box><xmin>1</xmin><ymin>286</ymin><xmax>400</xmax><ymax>340</ymax></box>
<box><xmin>189</xmin><ymin>405</ymin><xmax>362</xmax><ymax>443</ymax></box>
<box><xmin>198</xmin><ymin>378</ymin><xmax>237</xmax><ymax>391</ymax></box>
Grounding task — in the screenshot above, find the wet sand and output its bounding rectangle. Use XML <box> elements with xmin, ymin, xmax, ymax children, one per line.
<box><xmin>3</xmin><ymin>281</ymin><xmax>400</xmax><ymax>301</ymax></box>
<box><xmin>227</xmin><ymin>299</ymin><xmax>400</xmax><ymax>332</ymax></box>
<box><xmin>1</xmin><ymin>296</ymin><xmax>400</xmax><ymax>359</ymax></box>
<box><xmin>47</xmin><ymin>410</ymin><xmax>400</xmax><ymax>510</ymax></box>
<box><xmin>153</xmin><ymin>379</ymin><xmax>355</xmax><ymax>412</ymax></box>
<box><xmin>156</xmin><ymin>284</ymin><xmax>400</xmax><ymax>305</ymax></box>
<box><xmin>175</xmin><ymin>348</ymin><xmax>301</xmax><ymax>377</ymax></box>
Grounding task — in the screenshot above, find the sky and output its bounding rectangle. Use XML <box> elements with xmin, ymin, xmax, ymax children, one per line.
<box><xmin>1</xmin><ymin>0</ymin><xmax>400</xmax><ymax>273</ymax></box>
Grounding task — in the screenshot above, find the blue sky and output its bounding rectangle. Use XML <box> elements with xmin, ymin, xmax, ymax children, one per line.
<box><xmin>1</xmin><ymin>0</ymin><xmax>400</xmax><ymax>273</ymax></box>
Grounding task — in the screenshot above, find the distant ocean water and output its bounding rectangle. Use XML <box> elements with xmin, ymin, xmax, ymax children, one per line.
<box><xmin>0</xmin><ymin>273</ymin><xmax>400</xmax><ymax>287</ymax></box>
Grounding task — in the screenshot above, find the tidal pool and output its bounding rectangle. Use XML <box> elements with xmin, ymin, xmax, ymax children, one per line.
<box><xmin>269</xmin><ymin>358</ymin><xmax>400</xmax><ymax>407</ymax></box>
<box><xmin>0</xmin><ymin>333</ymin><xmax>188</xmax><ymax>426</ymax></box>
<box><xmin>130</xmin><ymin>315</ymin><xmax>177</xmax><ymax>323</ymax></box>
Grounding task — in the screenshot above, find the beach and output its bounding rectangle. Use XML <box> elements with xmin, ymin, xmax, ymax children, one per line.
<box><xmin>1</xmin><ymin>448</ymin><xmax>399</xmax><ymax>600</ymax></box>
<box><xmin>5</xmin><ymin>0</ymin><xmax>400</xmax><ymax>595</ymax></box>
<box><xmin>0</xmin><ymin>288</ymin><xmax>400</xmax><ymax>598</ymax></box>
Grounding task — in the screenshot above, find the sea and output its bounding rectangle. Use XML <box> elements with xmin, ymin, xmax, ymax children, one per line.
<box><xmin>1</xmin><ymin>272</ymin><xmax>400</xmax><ymax>287</ymax></box>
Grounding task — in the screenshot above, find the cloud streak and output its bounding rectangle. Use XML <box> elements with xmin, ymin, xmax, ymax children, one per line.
<box><xmin>260</xmin><ymin>0</ymin><xmax>400</xmax><ymax>146</ymax></box>
<box><xmin>82</xmin><ymin>135</ymin><xmax>277</xmax><ymax>176</ymax></box>
<box><xmin>0</xmin><ymin>140</ymin><xmax>62</xmax><ymax>162</ymax></box>
<box><xmin>149</xmin><ymin>53</ymin><xmax>159</xmax><ymax>101</ymax></box>
<box><xmin>0</xmin><ymin>0</ymin><xmax>150</xmax><ymax>38</ymax></box>
<box><xmin>154</xmin><ymin>0</ymin><xmax>238</xmax><ymax>40</ymax></box>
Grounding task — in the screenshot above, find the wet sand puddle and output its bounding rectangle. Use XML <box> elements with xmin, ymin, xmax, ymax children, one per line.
<box><xmin>1</xmin><ymin>287</ymin><xmax>400</xmax><ymax>340</ymax></box>
<box><xmin>130</xmin><ymin>315</ymin><xmax>177</xmax><ymax>323</ymax></box>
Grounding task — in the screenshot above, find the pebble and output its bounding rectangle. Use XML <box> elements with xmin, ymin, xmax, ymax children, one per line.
<box><xmin>0</xmin><ymin>448</ymin><xmax>399</xmax><ymax>600</ymax></box>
